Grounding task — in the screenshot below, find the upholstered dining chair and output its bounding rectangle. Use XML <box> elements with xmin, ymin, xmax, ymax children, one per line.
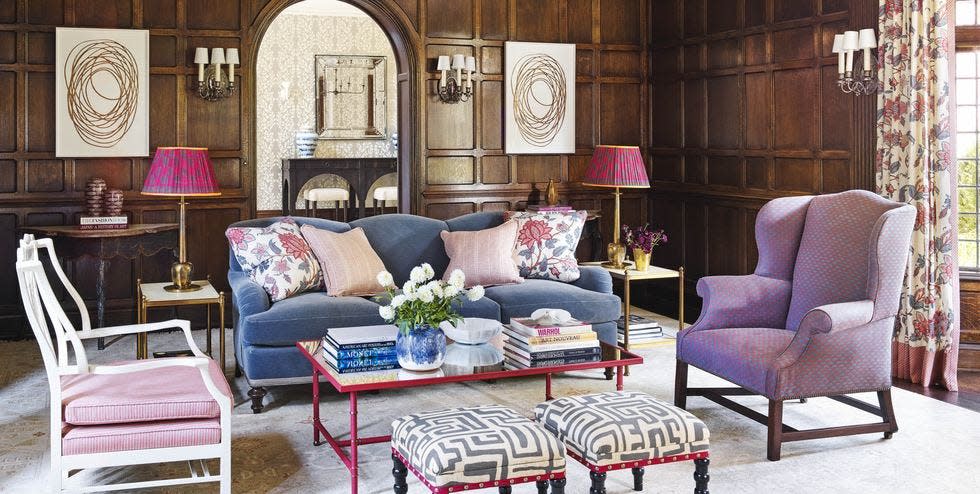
<box><xmin>674</xmin><ymin>190</ymin><xmax>915</xmax><ymax>461</ymax></box>
<box><xmin>15</xmin><ymin>234</ymin><xmax>232</xmax><ymax>493</ymax></box>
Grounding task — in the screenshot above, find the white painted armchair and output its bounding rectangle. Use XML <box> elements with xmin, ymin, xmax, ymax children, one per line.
<box><xmin>16</xmin><ymin>234</ymin><xmax>231</xmax><ymax>493</ymax></box>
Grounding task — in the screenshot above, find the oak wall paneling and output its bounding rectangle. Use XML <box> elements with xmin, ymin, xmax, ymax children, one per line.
<box><xmin>0</xmin><ymin>0</ymin><xmax>250</xmax><ymax>338</ymax></box>
<box><xmin>647</xmin><ymin>0</ymin><xmax>878</xmax><ymax>321</ymax></box>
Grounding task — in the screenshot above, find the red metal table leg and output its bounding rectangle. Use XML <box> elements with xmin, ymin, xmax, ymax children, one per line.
<box><xmin>616</xmin><ymin>365</ymin><xmax>624</xmax><ymax>391</ymax></box>
<box><xmin>312</xmin><ymin>368</ymin><xmax>321</xmax><ymax>446</ymax></box>
<box><xmin>350</xmin><ymin>391</ymin><xmax>358</xmax><ymax>494</ymax></box>
<box><xmin>545</xmin><ymin>373</ymin><xmax>553</xmax><ymax>400</ymax></box>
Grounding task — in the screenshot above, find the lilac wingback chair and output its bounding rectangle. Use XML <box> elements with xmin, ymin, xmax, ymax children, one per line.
<box><xmin>674</xmin><ymin>190</ymin><xmax>915</xmax><ymax>461</ymax></box>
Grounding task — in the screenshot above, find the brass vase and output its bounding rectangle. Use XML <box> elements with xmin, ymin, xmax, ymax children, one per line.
<box><xmin>606</xmin><ymin>243</ymin><xmax>626</xmax><ymax>268</ymax></box>
<box><xmin>632</xmin><ymin>248</ymin><xmax>651</xmax><ymax>272</ymax></box>
<box><xmin>545</xmin><ymin>178</ymin><xmax>558</xmax><ymax>206</ymax></box>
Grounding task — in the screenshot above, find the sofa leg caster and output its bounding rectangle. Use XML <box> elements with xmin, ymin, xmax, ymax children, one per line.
<box><xmin>248</xmin><ymin>386</ymin><xmax>267</xmax><ymax>414</ymax></box>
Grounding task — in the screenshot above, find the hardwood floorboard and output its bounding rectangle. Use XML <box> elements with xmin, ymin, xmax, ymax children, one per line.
<box><xmin>893</xmin><ymin>371</ymin><xmax>980</xmax><ymax>413</ymax></box>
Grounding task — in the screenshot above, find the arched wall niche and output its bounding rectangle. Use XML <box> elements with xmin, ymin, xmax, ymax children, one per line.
<box><xmin>246</xmin><ymin>0</ymin><xmax>422</xmax><ymax>214</ymax></box>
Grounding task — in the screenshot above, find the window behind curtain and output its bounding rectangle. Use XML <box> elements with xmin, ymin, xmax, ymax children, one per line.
<box><xmin>956</xmin><ymin>0</ymin><xmax>980</xmax><ymax>271</ymax></box>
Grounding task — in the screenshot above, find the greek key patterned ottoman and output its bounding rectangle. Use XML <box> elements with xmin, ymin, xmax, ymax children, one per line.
<box><xmin>390</xmin><ymin>405</ymin><xmax>567</xmax><ymax>494</ymax></box>
<box><xmin>534</xmin><ymin>391</ymin><xmax>710</xmax><ymax>494</ymax></box>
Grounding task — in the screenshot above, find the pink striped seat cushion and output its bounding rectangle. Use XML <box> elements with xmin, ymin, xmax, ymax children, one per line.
<box><xmin>61</xmin><ymin>358</ymin><xmax>230</xmax><ymax>426</ymax></box>
<box><xmin>62</xmin><ymin>418</ymin><xmax>220</xmax><ymax>455</ymax></box>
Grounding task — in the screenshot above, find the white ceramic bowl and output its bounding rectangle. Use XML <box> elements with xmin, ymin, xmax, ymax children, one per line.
<box><xmin>443</xmin><ymin>343</ymin><xmax>504</xmax><ymax>368</ymax></box>
<box><xmin>440</xmin><ymin>318</ymin><xmax>503</xmax><ymax>345</ymax></box>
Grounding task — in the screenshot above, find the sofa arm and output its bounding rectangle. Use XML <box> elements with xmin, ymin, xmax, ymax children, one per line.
<box><xmin>228</xmin><ymin>271</ymin><xmax>270</xmax><ymax>318</ymax></box>
<box><xmin>571</xmin><ymin>265</ymin><xmax>613</xmax><ymax>294</ymax></box>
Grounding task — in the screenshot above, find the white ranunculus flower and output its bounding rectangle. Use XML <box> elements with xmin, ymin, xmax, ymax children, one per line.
<box><xmin>379</xmin><ymin>305</ymin><xmax>396</xmax><ymax>320</ymax></box>
<box><xmin>391</xmin><ymin>294</ymin><xmax>407</xmax><ymax>308</ymax></box>
<box><xmin>466</xmin><ymin>285</ymin><xmax>485</xmax><ymax>302</ymax></box>
<box><xmin>421</xmin><ymin>263</ymin><xmax>435</xmax><ymax>280</ymax></box>
<box><xmin>417</xmin><ymin>286</ymin><xmax>435</xmax><ymax>303</ymax></box>
<box><xmin>443</xmin><ymin>284</ymin><xmax>460</xmax><ymax>298</ymax></box>
<box><xmin>376</xmin><ymin>270</ymin><xmax>395</xmax><ymax>288</ymax></box>
<box><xmin>410</xmin><ymin>266</ymin><xmax>426</xmax><ymax>284</ymax></box>
<box><xmin>403</xmin><ymin>280</ymin><xmax>417</xmax><ymax>295</ymax></box>
<box><xmin>448</xmin><ymin>269</ymin><xmax>466</xmax><ymax>289</ymax></box>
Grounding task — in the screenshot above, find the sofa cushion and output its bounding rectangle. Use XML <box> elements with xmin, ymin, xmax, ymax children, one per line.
<box><xmin>62</xmin><ymin>419</ymin><xmax>220</xmax><ymax>456</ymax></box>
<box><xmin>301</xmin><ymin>225</ymin><xmax>387</xmax><ymax>296</ymax></box>
<box><xmin>441</xmin><ymin>221</ymin><xmax>522</xmax><ymax>288</ymax></box>
<box><xmin>677</xmin><ymin>327</ymin><xmax>795</xmax><ymax>395</ymax></box>
<box><xmin>455</xmin><ymin>294</ymin><xmax>502</xmax><ymax>321</ymax></box>
<box><xmin>241</xmin><ymin>292</ymin><xmax>386</xmax><ymax>346</ymax></box>
<box><xmin>484</xmin><ymin>279</ymin><xmax>620</xmax><ymax>324</ymax></box>
<box><xmin>61</xmin><ymin>359</ymin><xmax>230</xmax><ymax>426</ymax></box>
<box><xmin>351</xmin><ymin>214</ymin><xmax>450</xmax><ymax>284</ymax></box>
<box><xmin>504</xmin><ymin>211</ymin><xmax>587</xmax><ymax>282</ymax></box>
<box><xmin>225</xmin><ymin>218</ymin><xmax>322</xmax><ymax>302</ymax></box>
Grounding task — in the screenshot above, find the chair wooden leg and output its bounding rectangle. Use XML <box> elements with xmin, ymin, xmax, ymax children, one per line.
<box><xmin>590</xmin><ymin>471</ymin><xmax>607</xmax><ymax>494</ymax></box>
<box><xmin>305</xmin><ymin>199</ymin><xmax>311</xmax><ymax>217</ymax></box>
<box><xmin>312</xmin><ymin>200</ymin><xmax>318</xmax><ymax>219</ymax></box>
<box><xmin>550</xmin><ymin>478</ymin><xmax>566</xmax><ymax>494</ymax></box>
<box><xmin>498</xmin><ymin>487</ymin><xmax>512</xmax><ymax>494</ymax></box>
<box><xmin>694</xmin><ymin>458</ymin><xmax>709</xmax><ymax>494</ymax></box>
<box><xmin>675</xmin><ymin>360</ymin><xmax>689</xmax><ymax>409</ymax></box>
<box><xmin>536</xmin><ymin>480</ymin><xmax>548</xmax><ymax>494</ymax></box>
<box><xmin>767</xmin><ymin>399</ymin><xmax>783</xmax><ymax>461</ymax></box>
<box><xmin>392</xmin><ymin>453</ymin><xmax>408</xmax><ymax>494</ymax></box>
<box><xmin>632</xmin><ymin>467</ymin><xmax>644</xmax><ymax>491</ymax></box>
<box><xmin>878</xmin><ymin>389</ymin><xmax>898</xmax><ymax>439</ymax></box>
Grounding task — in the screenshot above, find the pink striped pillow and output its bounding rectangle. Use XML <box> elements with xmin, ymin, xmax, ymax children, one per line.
<box><xmin>301</xmin><ymin>226</ymin><xmax>387</xmax><ymax>296</ymax></box>
<box><xmin>441</xmin><ymin>221</ymin><xmax>522</xmax><ymax>287</ymax></box>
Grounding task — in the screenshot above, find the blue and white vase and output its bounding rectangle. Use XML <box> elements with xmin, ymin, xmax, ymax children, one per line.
<box><xmin>294</xmin><ymin>127</ymin><xmax>317</xmax><ymax>158</ymax></box>
<box><xmin>395</xmin><ymin>324</ymin><xmax>447</xmax><ymax>371</ymax></box>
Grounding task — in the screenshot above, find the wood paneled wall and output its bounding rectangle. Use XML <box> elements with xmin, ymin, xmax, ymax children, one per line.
<box><xmin>646</xmin><ymin>0</ymin><xmax>878</xmax><ymax>319</ymax></box>
<box><xmin>0</xmin><ymin>0</ymin><xmax>254</xmax><ymax>338</ymax></box>
<box><xmin>416</xmin><ymin>0</ymin><xmax>650</xmax><ymax>233</ymax></box>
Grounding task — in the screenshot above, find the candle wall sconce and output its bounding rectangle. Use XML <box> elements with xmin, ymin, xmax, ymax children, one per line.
<box><xmin>435</xmin><ymin>54</ymin><xmax>475</xmax><ymax>103</ymax></box>
<box><xmin>832</xmin><ymin>29</ymin><xmax>878</xmax><ymax>96</ymax></box>
<box><xmin>194</xmin><ymin>47</ymin><xmax>239</xmax><ymax>101</ymax></box>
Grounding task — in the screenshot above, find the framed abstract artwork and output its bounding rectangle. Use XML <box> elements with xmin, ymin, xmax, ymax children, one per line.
<box><xmin>55</xmin><ymin>27</ymin><xmax>149</xmax><ymax>157</ymax></box>
<box><xmin>504</xmin><ymin>41</ymin><xmax>575</xmax><ymax>154</ymax></box>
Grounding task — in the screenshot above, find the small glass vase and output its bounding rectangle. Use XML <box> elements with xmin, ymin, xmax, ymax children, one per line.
<box><xmin>632</xmin><ymin>248</ymin><xmax>651</xmax><ymax>272</ymax></box>
<box><xmin>395</xmin><ymin>324</ymin><xmax>447</xmax><ymax>371</ymax></box>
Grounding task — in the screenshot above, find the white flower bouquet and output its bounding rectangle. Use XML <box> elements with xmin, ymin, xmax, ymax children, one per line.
<box><xmin>376</xmin><ymin>263</ymin><xmax>484</xmax><ymax>334</ymax></box>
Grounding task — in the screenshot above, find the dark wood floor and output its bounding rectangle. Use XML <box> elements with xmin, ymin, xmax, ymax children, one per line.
<box><xmin>894</xmin><ymin>371</ymin><xmax>980</xmax><ymax>413</ymax></box>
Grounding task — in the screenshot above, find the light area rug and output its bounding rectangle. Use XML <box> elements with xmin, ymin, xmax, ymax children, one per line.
<box><xmin>1</xmin><ymin>324</ymin><xmax>978</xmax><ymax>494</ymax></box>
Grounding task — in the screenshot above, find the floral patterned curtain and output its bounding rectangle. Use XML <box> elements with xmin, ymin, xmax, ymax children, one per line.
<box><xmin>876</xmin><ymin>0</ymin><xmax>959</xmax><ymax>390</ymax></box>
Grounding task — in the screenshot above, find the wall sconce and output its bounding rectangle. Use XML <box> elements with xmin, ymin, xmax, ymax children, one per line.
<box><xmin>194</xmin><ymin>47</ymin><xmax>239</xmax><ymax>101</ymax></box>
<box><xmin>436</xmin><ymin>54</ymin><xmax>475</xmax><ymax>103</ymax></box>
<box><xmin>833</xmin><ymin>29</ymin><xmax>877</xmax><ymax>95</ymax></box>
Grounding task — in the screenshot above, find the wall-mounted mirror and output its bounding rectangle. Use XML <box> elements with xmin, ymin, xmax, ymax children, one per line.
<box><xmin>315</xmin><ymin>54</ymin><xmax>387</xmax><ymax>139</ymax></box>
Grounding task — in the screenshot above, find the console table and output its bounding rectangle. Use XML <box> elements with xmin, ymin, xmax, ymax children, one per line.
<box><xmin>281</xmin><ymin>157</ymin><xmax>397</xmax><ymax>220</ymax></box>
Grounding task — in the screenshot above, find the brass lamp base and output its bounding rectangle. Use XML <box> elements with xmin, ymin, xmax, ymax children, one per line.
<box><xmin>604</xmin><ymin>242</ymin><xmax>627</xmax><ymax>269</ymax></box>
<box><xmin>164</xmin><ymin>260</ymin><xmax>203</xmax><ymax>292</ymax></box>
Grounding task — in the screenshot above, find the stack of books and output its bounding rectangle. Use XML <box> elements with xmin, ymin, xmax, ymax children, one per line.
<box><xmin>78</xmin><ymin>216</ymin><xmax>128</xmax><ymax>230</ymax></box>
<box><xmin>526</xmin><ymin>205</ymin><xmax>574</xmax><ymax>213</ymax></box>
<box><xmin>617</xmin><ymin>314</ymin><xmax>667</xmax><ymax>347</ymax></box>
<box><xmin>321</xmin><ymin>325</ymin><xmax>400</xmax><ymax>374</ymax></box>
<box><xmin>503</xmin><ymin>317</ymin><xmax>601</xmax><ymax>369</ymax></box>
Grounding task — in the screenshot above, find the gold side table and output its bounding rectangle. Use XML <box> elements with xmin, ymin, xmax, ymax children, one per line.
<box><xmin>136</xmin><ymin>278</ymin><xmax>226</xmax><ymax>372</ymax></box>
<box><xmin>582</xmin><ymin>262</ymin><xmax>685</xmax><ymax>376</ymax></box>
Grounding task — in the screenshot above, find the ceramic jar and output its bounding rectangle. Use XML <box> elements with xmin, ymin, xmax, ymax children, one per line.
<box><xmin>395</xmin><ymin>324</ymin><xmax>447</xmax><ymax>371</ymax></box>
<box><xmin>104</xmin><ymin>189</ymin><xmax>124</xmax><ymax>216</ymax></box>
<box><xmin>85</xmin><ymin>178</ymin><xmax>107</xmax><ymax>216</ymax></box>
<box><xmin>295</xmin><ymin>127</ymin><xmax>317</xmax><ymax>158</ymax></box>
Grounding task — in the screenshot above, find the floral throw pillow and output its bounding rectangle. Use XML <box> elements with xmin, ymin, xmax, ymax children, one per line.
<box><xmin>503</xmin><ymin>210</ymin><xmax>587</xmax><ymax>282</ymax></box>
<box><xmin>225</xmin><ymin>218</ymin><xmax>322</xmax><ymax>302</ymax></box>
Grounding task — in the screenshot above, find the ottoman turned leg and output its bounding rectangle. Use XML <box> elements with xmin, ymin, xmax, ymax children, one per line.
<box><xmin>694</xmin><ymin>458</ymin><xmax>710</xmax><ymax>494</ymax></box>
<box><xmin>550</xmin><ymin>478</ymin><xmax>566</xmax><ymax>494</ymax></box>
<box><xmin>536</xmin><ymin>480</ymin><xmax>548</xmax><ymax>494</ymax></box>
<box><xmin>392</xmin><ymin>453</ymin><xmax>408</xmax><ymax>494</ymax></box>
<box><xmin>632</xmin><ymin>467</ymin><xmax>644</xmax><ymax>491</ymax></box>
<box><xmin>498</xmin><ymin>486</ymin><xmax>512</xmax><ymax>494</ymax></box>
<box><xmin>589</xmin><ymin>471</ymin><xmax>607</xmax><ymax>494</ymax></box>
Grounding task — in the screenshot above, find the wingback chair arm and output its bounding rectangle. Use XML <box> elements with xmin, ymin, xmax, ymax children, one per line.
<box><xmin>772</xmin><ymin>300</ymin><xmax>877</xmax><ymax>371</ymax></box>
<box><xmin>685</xmin><ymin>274</ymin><xmax>793</xmax><ymax>332</ymax></box>
<box><xmin>76</xmin><ymin>319</ymin><xmax>207</xmax><ymax>358</ymax></box>
<box><xmin>86</xmin><ymin>357</ymin><xmax>232</xmax><ymax>408</ymax></box>
<box><xmin>571</xmin><ymin>265</ymin><xmax>614</xmax><ymax>294</ymax></box>
<box><xmin>228</xmin><ymin>271</ymin><xmax>271</xmax><ymax>318</ymax></box>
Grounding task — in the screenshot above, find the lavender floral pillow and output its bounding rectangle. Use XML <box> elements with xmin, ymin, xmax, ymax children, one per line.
<box><xmin>503</xmin><ymin>210</ymin><xmax>587</xmax><ymax>282</ymax></box>
<box><xmin>225</xmin><ymin>218</ymin><xmax>322</xmax><ymax>302</ymax></box>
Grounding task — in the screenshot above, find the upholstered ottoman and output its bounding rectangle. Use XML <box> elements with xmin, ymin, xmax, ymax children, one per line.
<box><xmin>534</xmin><ymin>391</ymin><xmax>710</xmax><ymax>494</ymax></box>
<box><xmin>391</xmin><ymin>406</ymin><xmax>566</xmax><ymax>494</ymax></box>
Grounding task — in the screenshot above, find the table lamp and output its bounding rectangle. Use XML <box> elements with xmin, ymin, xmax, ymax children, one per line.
<box><xmin>142</xmin><ymin>147</ymin><xmax>220</xmax><ymax>292</ymax></box>
<box><xmin>582</xmin><ymin>145</ymin><xmax>650</xmax><ymax>268</ymax></box>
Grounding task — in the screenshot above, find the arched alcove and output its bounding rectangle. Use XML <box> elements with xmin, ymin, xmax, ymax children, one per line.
<box><xmin>247</xmin><ymin>0</ymin><xmax>420</xmax><ymax>215</ymax></box>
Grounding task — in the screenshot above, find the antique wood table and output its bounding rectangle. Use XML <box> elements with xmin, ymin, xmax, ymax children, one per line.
<box><xmin>296</xmin><ymin>338</ymin><xmax>642</xmax><ymax>494</ymax></box>
<box><xmin>281</xmin><ymin>157</ymin><xmax>397</xmax><ymax>219</ymax></box>
<box><xmin>20</xmin><ymin>224</ymin><xmax>178</xmax><ymax>349</ymax></box>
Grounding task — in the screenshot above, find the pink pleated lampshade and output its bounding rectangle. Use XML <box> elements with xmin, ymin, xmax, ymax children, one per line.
<box><xmin>583</xmin><ymin>145</ymin><xmax>650</xmax><ymax>188</ymax></box>
<box><xmin>142</xmin><ymin>147</ymin><xmax>220</xmax><ymax>196</ymax></box>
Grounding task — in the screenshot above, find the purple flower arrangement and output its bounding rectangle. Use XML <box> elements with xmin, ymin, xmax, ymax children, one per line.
<box><xmin>621</xmin><ymin>224</ymin><xmax>667</xmax><ymax>254</ymax></box>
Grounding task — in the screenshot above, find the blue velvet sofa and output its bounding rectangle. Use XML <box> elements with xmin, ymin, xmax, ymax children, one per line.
<box><xmin>228</xmin><ymin>212</ymin><xmax>621</xmax><ymax>412</ymax></box>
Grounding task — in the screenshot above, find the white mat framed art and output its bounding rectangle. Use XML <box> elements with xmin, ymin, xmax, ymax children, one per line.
<box><xmin>504</xmin><ymin>41</ymin><xmax>575</xmax><ymax>154</ymax></box>
<box><xmin>55</xmin><ymin>27</ymin><xmax>149</xmax><ymax>157</ymax></box>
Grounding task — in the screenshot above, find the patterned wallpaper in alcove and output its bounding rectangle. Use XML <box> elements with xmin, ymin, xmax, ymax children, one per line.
<box><xmin>256</xmin><ymin>12</ymin><xmax>397</xmax><ymax>211</ymax></box>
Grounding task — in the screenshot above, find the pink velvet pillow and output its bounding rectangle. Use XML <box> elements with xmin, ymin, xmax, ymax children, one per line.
<box><xmin>300</xmin><ymin>226</ymin><xmax>387</xmax><ymax>296</ymax></box>
<box><xmin>441</xmin><ymin>221</ymin><xmax>522</xmax><ymax>287</ymax></box>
